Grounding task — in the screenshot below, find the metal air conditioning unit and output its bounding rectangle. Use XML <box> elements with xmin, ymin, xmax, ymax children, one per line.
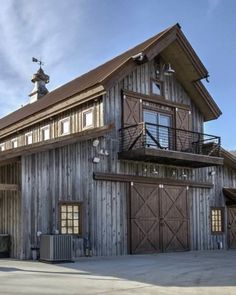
<box><xmin>40</xmin><ymin>234</ymin><xmax>73</xmax><ymax>262</ymax></box>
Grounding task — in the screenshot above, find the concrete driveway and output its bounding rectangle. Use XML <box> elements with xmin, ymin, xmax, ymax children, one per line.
<box><xmin>0</xmin><ymin>250</ymin><xmax>236</xmax><ymax>295</ymax></box>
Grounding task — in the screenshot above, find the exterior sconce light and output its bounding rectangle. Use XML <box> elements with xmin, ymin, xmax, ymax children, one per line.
<box><xmin>132</xmin><ymin>52</ymin><xmax>145</xmax><ymax>62</ymax></box>
<box><xmin>182</xmin><ymin>173</ymin><xmax>187</xmax><ymax>179</ymax></box>
<box><xmin>92</xmin><ymin>157</ymin><xmax>100</xmax><ymax>164</ymax></box>
<box><xmin>92</xmin><ymin>139</ymin><xmax>99</xmax><ymax>147</ymax></box>
<box><xmin>209</xmin><ymin>171</ymin><xmax>216</xmax><ymax>176</ymax></box>
<box><xmin>155</xmin><ymin>63</ymin><xmax>175</xmax><ymax>78</ymax></box>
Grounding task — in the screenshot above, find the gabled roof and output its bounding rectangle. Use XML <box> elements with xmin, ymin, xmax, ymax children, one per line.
<box><xmin>0</xmin><ymin>23</ymin><xmax>221</xmax><ymax>134</ymax></box>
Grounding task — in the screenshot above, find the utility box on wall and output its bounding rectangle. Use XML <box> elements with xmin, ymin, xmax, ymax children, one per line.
<box><xmin>40</xmin><ymin>235</ymin><xmax>73</xmax><ymax>263</ymax></box>
<box><xmin>0</xmin><ymin>234</ymin><xmax>10</xmax><ymax>258</ymax></box>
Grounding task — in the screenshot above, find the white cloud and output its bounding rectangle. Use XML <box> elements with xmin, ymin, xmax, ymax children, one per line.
<box><xmin>0</xmin><ymin>0</ymin><xmax>86</xmax><ymax>117</ymax></box>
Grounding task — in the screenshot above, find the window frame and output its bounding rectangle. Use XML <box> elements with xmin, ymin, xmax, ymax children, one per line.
<box><xmin>25</xmin><ymin>131</ymin><xmax>33</xmax><ymax>145</ymax></box>
<box><xmin>59</xmin><ymin>201</ymin><xmax>83</xmax><ymax>236</ymax></box>
<box><xmin>143</xmin><ymin>108</ymin><xmax>173</xmax><ymax>149</ymax></box>
<box><xmin>41</xmin><ymin>125</ymin><xmax>51</xmax><ymax>141</ymax></box>
<box><xmin>211</xmin><ymin>207</ymin><xmax>224</xmax><ymax>235</ymax></box>
<box><xmin>11</xmin><ymin>138</ymin><xmax>18</xmax><ymax>148</ymax></box>
<box><xmin>82</xmin><ymin>108</ymin><xmax>94</xmax><ymax>130</ymax></box>
<box><xmin>150</xmin><ymin>78</ymin><xmax>164</xmax><ymax>97</ymax></box>
<box><xmin>59</xmin><ymin>117</ymin><xmax>71</xmax><ymax>136</ymax></box>
<box><xmin>0</xmin><ymin>143</ymin><xmax>5</xmax><ymax>151</ymax></box>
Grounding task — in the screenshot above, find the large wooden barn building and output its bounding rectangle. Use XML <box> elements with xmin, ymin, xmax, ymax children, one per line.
<box><xmin>0</xmin><ymin>24</ymin><xmax>236</xmax><ymax>259</ymax></box>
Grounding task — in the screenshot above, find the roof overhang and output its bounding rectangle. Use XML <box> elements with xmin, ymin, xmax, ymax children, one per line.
<box><xmin>223</xmin><ymin>188</ymin><xmax>236</xmax><ymax>205</ymax></box>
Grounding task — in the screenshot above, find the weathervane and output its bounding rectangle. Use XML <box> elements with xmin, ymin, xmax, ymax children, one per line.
<box><xmin>32</xmin><ymin>57</ymin><xmax>44</xmax><ymax>68</ymax></box>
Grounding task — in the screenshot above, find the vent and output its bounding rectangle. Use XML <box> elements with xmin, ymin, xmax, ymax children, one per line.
<box><xmin>40</xmin><ymin>235</ymin><xmax>73</xmax><ymax>262</ymax></box>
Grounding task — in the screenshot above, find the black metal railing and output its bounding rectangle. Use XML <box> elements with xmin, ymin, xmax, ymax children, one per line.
<box><xmin>119</xmin><ymin>122</ymin><xmax>221</xmax><ymax>157</ymax></box>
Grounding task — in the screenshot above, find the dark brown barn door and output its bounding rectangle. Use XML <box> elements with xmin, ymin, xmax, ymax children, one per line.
<box><xmin>228</xmin><ymin>207</ymin><xmax>236</xmax><ymax>249</ymax></box>
<box><xmin>130</xmin><ymin>183</ymin><xmax>189</xmax><ymax>254</ymax></box>
<box><xmin>175</xmin><ymin>108</ymin><xmax>192</xmax><ymax>152</ymax></box>
<box><xmin>160</xmin><ymin>185</ymin><xmax>189</xmax><ymax>252</ymax></box>
<box><xmin>122</xmin><ymin>95</ymin><xmax>142</xmax><ymax>127</ymax></box>
<box><xmin>130</xmin><ymin>183</ymin><xmax>161</xmax><ymax>254</ymax></box>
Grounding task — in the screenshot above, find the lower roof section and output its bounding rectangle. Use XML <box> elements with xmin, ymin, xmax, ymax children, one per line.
<box><xmin>223</xmin><ymin>188</ymin><xmax>236</xmax><ymax>205</ymax></box>
<box><xmin>118</xmin><ymin>148</ymin><xmax>223</xmax><ymax>168</ymax></box>
<box><xmin>0</xmin><ymin>124</ymin><xmax>113</xmax><ymax>162</ymax></box>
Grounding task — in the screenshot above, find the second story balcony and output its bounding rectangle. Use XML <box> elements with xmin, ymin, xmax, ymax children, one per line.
<box><xmin>118</xmin><ymin>122</ymin><xmax>223</xmax><ymax>168</ymax></box>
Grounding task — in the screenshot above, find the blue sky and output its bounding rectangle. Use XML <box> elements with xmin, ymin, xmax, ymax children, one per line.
<box><xmin>0</xmin><ymin>0</ymin><xmax>235</xmax><ymax>149</ymax></box>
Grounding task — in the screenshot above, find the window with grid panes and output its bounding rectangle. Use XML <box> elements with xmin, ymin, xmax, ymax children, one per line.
<box><xmin>211</xmin><ymin>208</ymin><xmax>224</xmax><ymax>234</ymax></box>
<box><xmin>60</xmin><ymin>203</ymin><xmax>81</xmax><ymax>234</ymax></box>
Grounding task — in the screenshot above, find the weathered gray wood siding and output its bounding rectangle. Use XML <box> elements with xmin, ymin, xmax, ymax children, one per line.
<box><xmin>0</xmin><ymin>162</ymin><xmax>21</xmax><ymax>258</ymax></box>
<box><xmin>190</xmin><ymin>165</ymin><xmax>236</xmax><ymax>250</ymax></box>
<box><xmin>21</xmin><ymin>139</ymin><xmax>128</xmax><ymax>259</ymax></box>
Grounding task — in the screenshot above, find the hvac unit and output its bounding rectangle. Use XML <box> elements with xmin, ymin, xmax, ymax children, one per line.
<box><xmin>40</xmin><ymin>234</ymin><xmax>73</xmax><ymax>262</ymax></box>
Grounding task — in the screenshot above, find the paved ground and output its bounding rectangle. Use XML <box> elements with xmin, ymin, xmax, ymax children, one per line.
<box><xmin>0</xmin><ymin>251</ymin><xmax>236</xmax><ymax>295</ymax></box>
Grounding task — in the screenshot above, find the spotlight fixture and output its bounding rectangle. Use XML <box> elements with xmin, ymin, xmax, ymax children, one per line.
<box><xmin>104</xmin><ymin>150</ymin><xmax>109</xmax><ymax>156</ymax></box>
<box><xmin>132</xmin><ymin>52</ymin><xmax>145</xmax><ymax>62</ymax></box>
<box><xmin>92</xmin><ymin>139</ymin><xmax>100</xmax><ymax>147</ymax></box>
<box><xmin>209</xmin><ymin>171</ymin><xmax>216</xmax><ymax>176</ymax></box>
<box><xmin>92</xmin><ymin>157</ymin><xmax>100</xmax><ymax>164</ymax></box>
<box><xmin>181</xmin><ymin>173</ymin><xmax>187</xmax><ymax>179</ymax></box>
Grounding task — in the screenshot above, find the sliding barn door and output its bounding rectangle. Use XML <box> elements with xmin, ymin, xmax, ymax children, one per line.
<box><xmin>130</xmin><ymin>183</ymin><xmax>189</xmax><ymax>254</ymax></box>
<box><xmin>122</xmin><ymin>95</ymin><xmax>142</xmax><ymax>127</ymax></box>
<box><xmin>228</xmin><ymin>207</ymin><xmax>236</xmax><ymax>249</ymax></box>
<box><xmin>122</xmin><ymin>95</ymin><xmax>143</xmax><ymax>150</ymax></box>
<box><xmin>160</xmin><ymin>185</ymin><xmax>190</xmax><ymax>252</ymax></box>
<box><xmin>175</xmin><ymin>108</ymin><xmax>192</xmax><ymax>152</ymax></box>
<box><xmin>130</xmin><ymin>183</ymin><xmax>161</xmax><ymax>254</ymax></box>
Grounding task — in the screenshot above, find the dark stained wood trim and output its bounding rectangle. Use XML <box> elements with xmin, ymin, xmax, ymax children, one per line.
<box><xmin>0</xmin><ymin>124</ymin><xmax>114</xmax><ymax>162</ymax></box>
<box><xmin>0</xmin><ymin>183</ymin><xmax>19</xmax><ymax>191</ymax></box>
<box><xmin>93</xmin><ymin>172</ymin><xmax>213</xmax><ymax>189</ymax></box>
<box><xmin>119</xmin><ymin>148</ymin><xmax>224</xmax><ymax>168</ymax></box>
<box><xmin>123</xmin><ymin>89</ymin><xmax>190</xmax><ymax>110</ymax></box>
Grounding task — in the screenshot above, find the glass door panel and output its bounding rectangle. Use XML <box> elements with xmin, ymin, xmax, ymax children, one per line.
<box><xmin>158</xmin><ymin>114</ymin><xmax>171</xmax><ymax>149</ymax></box>
<box><xmin>143</xmin><ymin>110</ymin><xmax>158</xmax><ymax>147</ymax></box>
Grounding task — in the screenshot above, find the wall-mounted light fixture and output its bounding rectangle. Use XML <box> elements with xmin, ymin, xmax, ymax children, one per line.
<box><xmin>209</xmin><ymin>171</ymin><xmax>216</xmax><ymax>176</ymax></box>
<box><xmin>92</xmin><ymin>139</ymin><xmax>99</xmax><ymax>147</ymax></box>
<box><xmin>156</xmin><ymin>63</ymin><xmax>175</xmax><ymax>78</ymax></box>
<box><xmin>92</xmin><ymin>157</ymin><xmax>100</xmax><ymax>164</ymax></box>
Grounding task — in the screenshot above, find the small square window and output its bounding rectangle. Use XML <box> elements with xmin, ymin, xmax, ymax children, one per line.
<box><xmin>60</xmin><ymin>118</ymin><xmax>70</xmax><ymax>135</ymax></box>
<box><xmin>11</xmin><ymin>138</ymin><xmax>18</xmax><ymax>148</ymax></box>
<box><xmin>82</xmin><ymin>109</ymin><xmax>94</xmax><ymax>129</ymax></box>
<box><xmin>60</xmin><ymin>203</ymin><xmax>82</xmax><ymax>235</ymax></box>
<box><xmin>41</xmin><ymin>126</ymin><xmax>50</xmax><ymax>141</ymax></box>
<box><xmin>211</xmin><ymin>207</ymin><xmax>224</xmax><ymax>234</ymax></box>
<box><xmin>25</xmin><ymin>132</ymin><xmax>33</xmax><ymax>145</ymax></box>
<box><xmin>151</xmin><ymin>79</ymin><xmax>162</xmax><ymax>96</ymax></box>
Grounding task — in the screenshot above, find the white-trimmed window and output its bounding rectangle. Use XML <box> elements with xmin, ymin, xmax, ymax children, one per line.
<box><xmin>41</xmin><ymin>125</ymin><xmax>50</xmax><ymax>141</ymax></box>
<box><xmin>0</xmin><ymin>143</ymin><xmax>5</xmax><ymax>151</ymax></box>
<box><xmin>82</xmin><ymin>108</ymin><xmax>94</xmax><ymax>129</ymax></box>
<box><xmin>60</xmin><ymin>117</ymin><xmax>70</xmax><ymax>135</ymax></box>
<box><xmin>11</xmin><ymin>138</ymin><xmax>18</xmax><ymax>148</ymax></box>
<box><xmin>25</xmin><ymin>132</ymin><xmax>33</xmax><ymax>145</ymax></box>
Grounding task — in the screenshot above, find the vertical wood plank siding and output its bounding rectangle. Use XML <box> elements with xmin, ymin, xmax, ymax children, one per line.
<box><xmin>6</xmin><ymin>57</ymin><xmax>231</xmax><ymax>258</ymax></box>
<box><xmin>0</xmin><ymin>162</ymin><xmax>21</xmax><ymax>258</ymax></box>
